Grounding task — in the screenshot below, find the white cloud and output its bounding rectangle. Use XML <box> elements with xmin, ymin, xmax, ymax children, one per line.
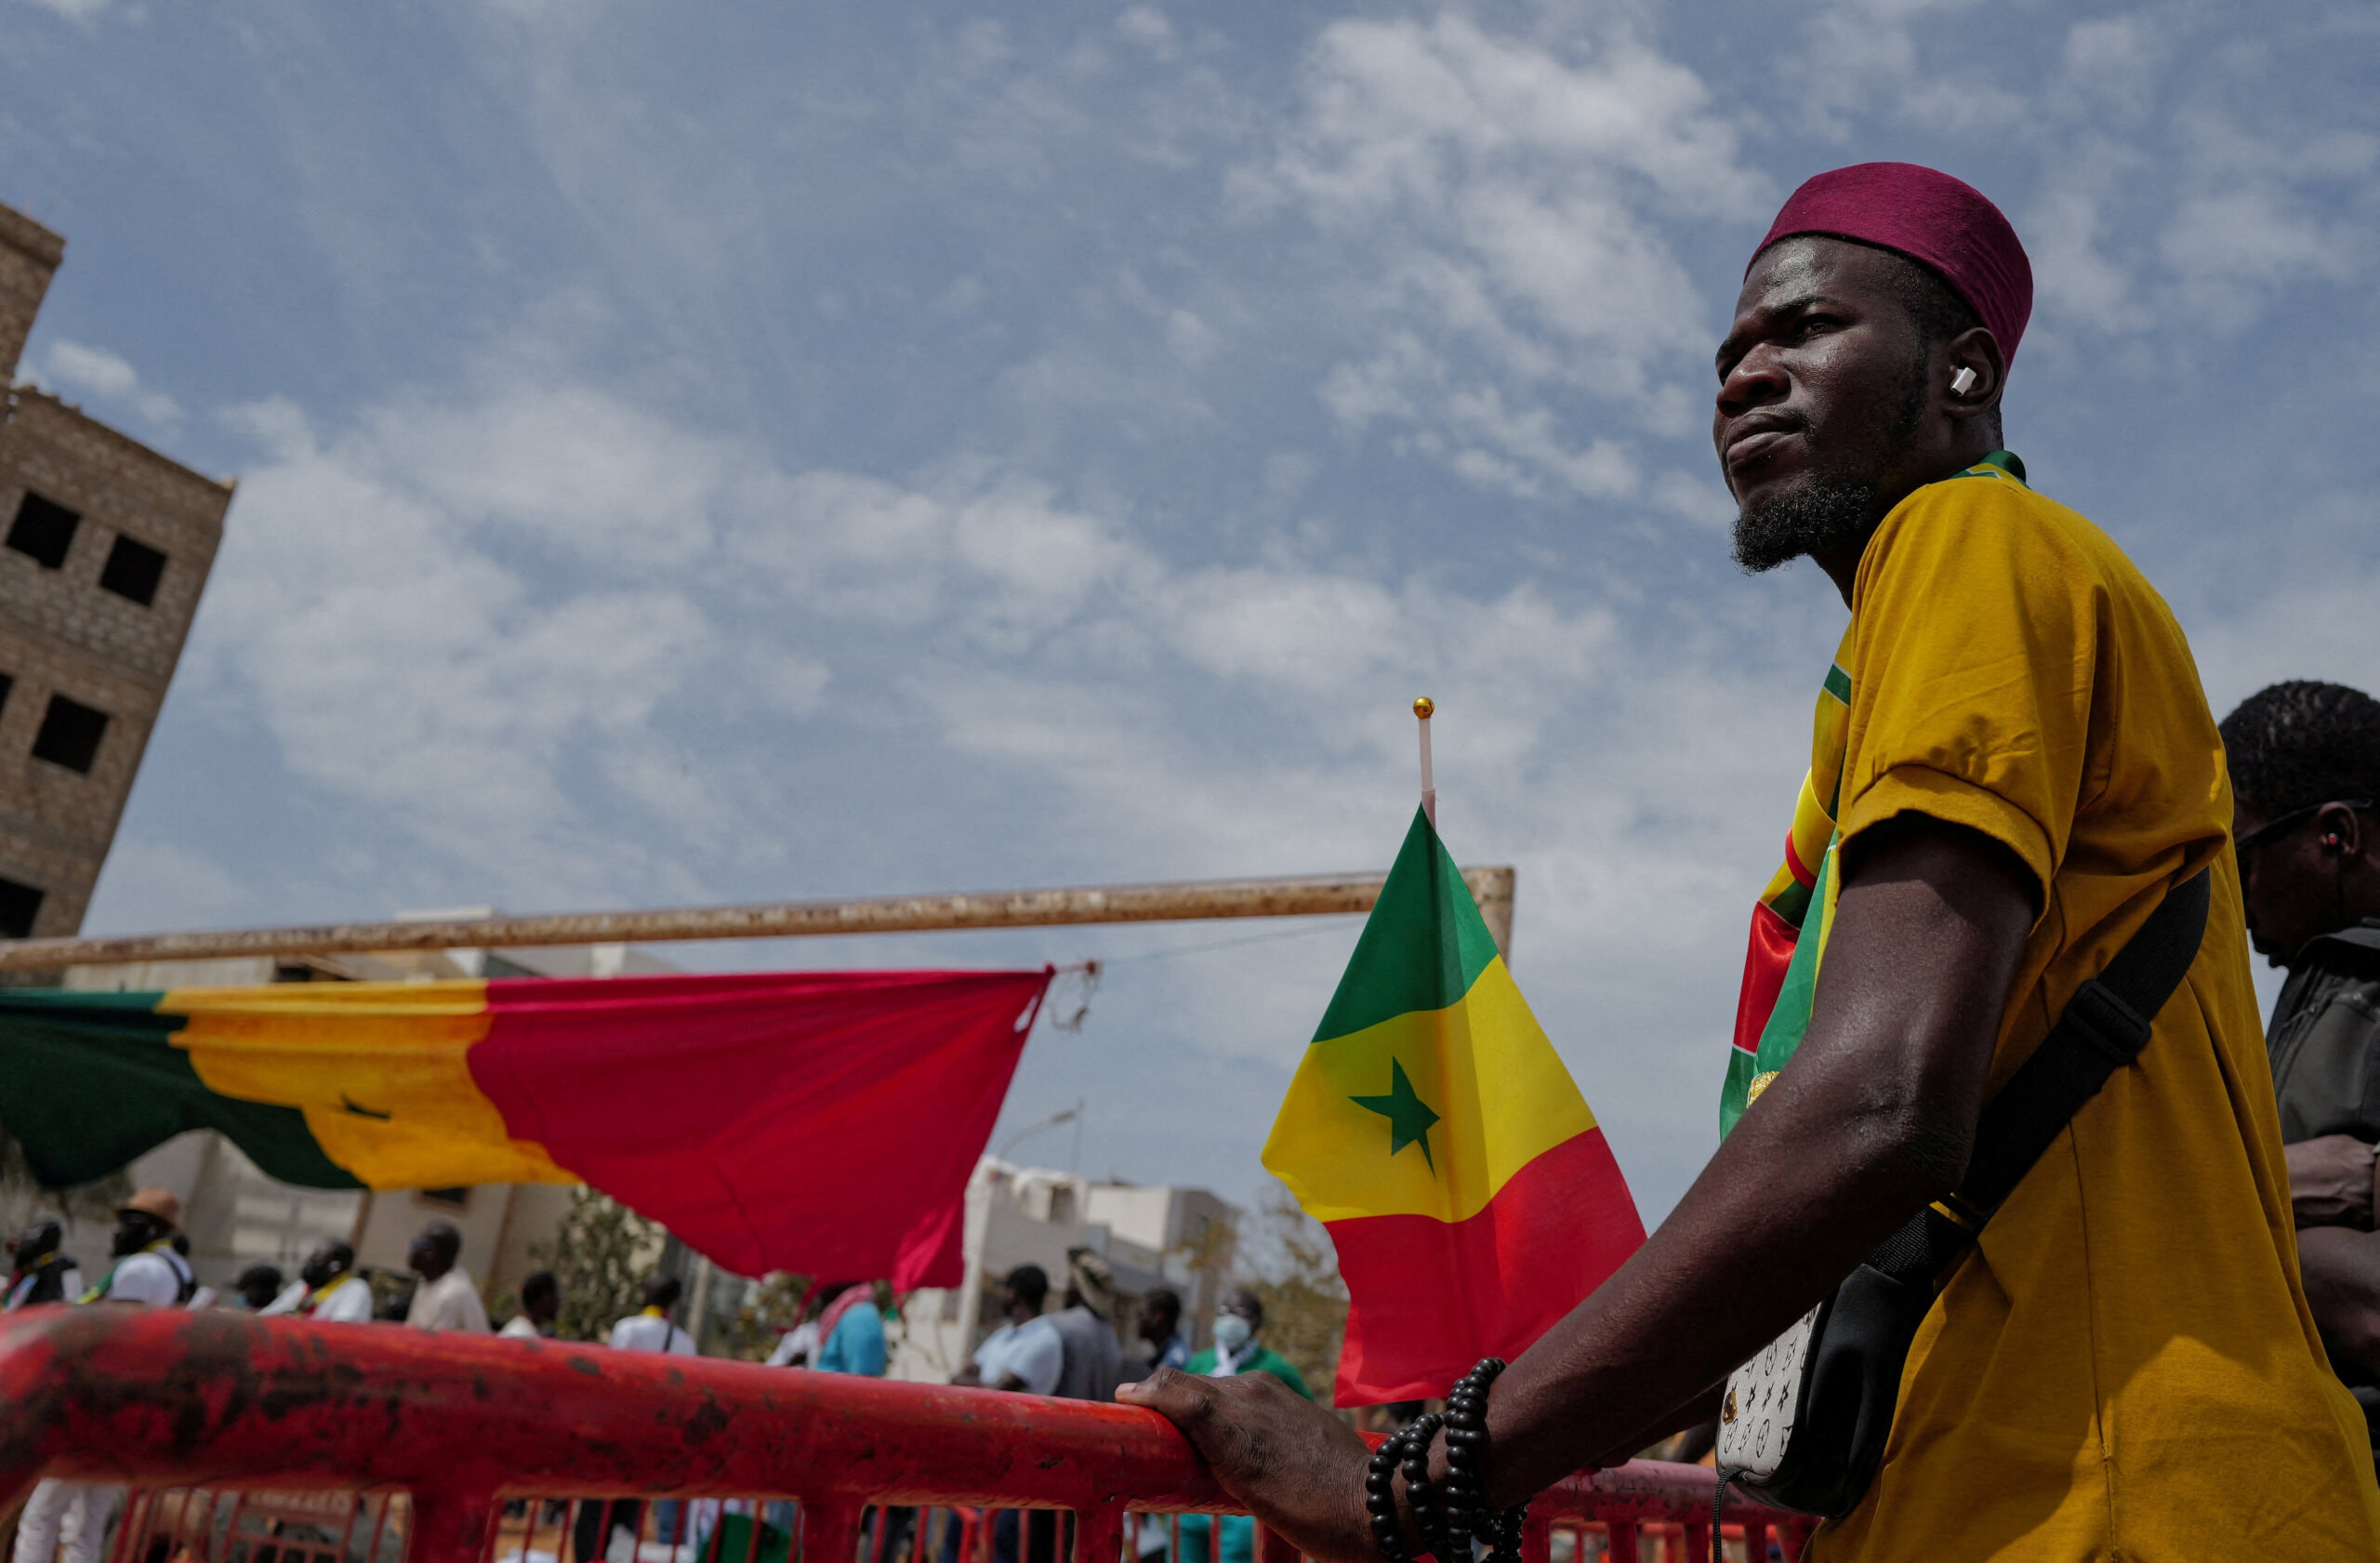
<box><xmin>2025</xmin><ymin>139</ymin><xmax>2149</xmax><ymax>333</ymax></box>
<box><xmin>200</xmin><ymin>387</ymin><xmax>722</xmax><ymax>903</ymax></box>
<box><xmin>1243</xmin><ymin>9</ymin><xmax>1766</xmax><ymax>503</ymax></box>
<box><xmin>1115</xmin><ymin>6</ymin><xmax>1177</xmax><ymax>60</ymax></box>
<box><xmin>2156</xmin><ymin>114</ymin><xmax>2375</xmax><ymax>326</ymax></box>
<box><xmin>39</xmin><ymin>340</ymin><xmax>183</xmax><ymax>426</ymax></box>
<box><xmin>85</xmin><ymin>840</ymin><xmax>258</xmax><ymax>931</ymax></box>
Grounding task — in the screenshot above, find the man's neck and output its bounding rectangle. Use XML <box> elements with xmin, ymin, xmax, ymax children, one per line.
<box><xmin>1813</xmin><ymin>443</ymin><xmax>2005</xmax><ymax>606</ymax></box>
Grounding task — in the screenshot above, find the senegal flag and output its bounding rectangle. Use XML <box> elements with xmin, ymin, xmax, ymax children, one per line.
<box><xmin>1263</xmin><ymin>809</ymin><xmax>1643</xmax><ymax>1404</ymax></box>
<box><xmin>0</xmin><ymin>968</ymin><xmax>1051</xmax><ymax>1288</ymax></box>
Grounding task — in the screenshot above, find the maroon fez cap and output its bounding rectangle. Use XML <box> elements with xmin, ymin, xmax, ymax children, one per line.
<box><xmin>1749</xmin><ymin>162</ymin><xmax>2033</xmax><ymax>364</ymax></box>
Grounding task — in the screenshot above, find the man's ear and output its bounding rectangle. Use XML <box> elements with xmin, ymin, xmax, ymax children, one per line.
<box><xmin>1943</xmin><ymin>325</ymin><xmax>2007</xmax><ymax>422</ymax></box>
<box><xmin>2319</xmin><ymin>801</ymin><xmax>2368</xmax><ymax>863</ymax></box>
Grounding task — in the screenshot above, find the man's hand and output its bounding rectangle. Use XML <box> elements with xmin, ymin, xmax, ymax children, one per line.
<box><xmin>2287</xmin><ymin>1134</ymin><xmax>2378</xmax><ymax>1229</ymax></box>
<box><xmin>1116</xmin><ymin>1370</ymin><xmax>1375</xmax><ymax>1563</ymax></box>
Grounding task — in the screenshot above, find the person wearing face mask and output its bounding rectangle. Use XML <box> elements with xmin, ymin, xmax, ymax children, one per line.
<box><xmin>15</xmin><ymin>1193</ymin><xmax>192</xmax><ymax>1563</ymax></box>
<box><xmin>1175</xmin><ymin>1291</ymin><xmax>1311</xmax><ymax>1563</ymax></box>
<box><xmin>291</xmin><ymin>1239</ymin><xmax>375</xmax><ymax>1324</ymax></box>
<box><xmin>5</xmin><ymin>1217</ymin><xmax>82</xmax><ymax>1311</ymax></box>
<box><xmin>234</xmin><ymin>1265</ymin><xmax>290</xmax><ymax>1313</ymax></box>
<box><xmin>1184</xmin><ymin>1290</ymin><xmax>1310</xmax><ymax>1397</ymax></box>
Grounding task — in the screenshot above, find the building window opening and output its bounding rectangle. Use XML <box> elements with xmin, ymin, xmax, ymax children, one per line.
<box><xmin>99</xmin><ymin>536</ymin><xmax>167</xmax><ymax>605</ymax></box>
<box><xmin>0</xmin><ymin>876</ymin><xmax>42</xmax><ymax>939</ymax></box>
<box><xmin>0</xmin><ymin>673</ymin><xmax>12</xmax><ymax>718</ymax></box>
<box><xmin>5</xmin><ymin>493</ymin><xmax>79</xmax><ymax>570</ymax></box>
<box><xmin>31</xmin><ymin>695</ymin><xmax>109</xmax><ymax>774</ymax></box>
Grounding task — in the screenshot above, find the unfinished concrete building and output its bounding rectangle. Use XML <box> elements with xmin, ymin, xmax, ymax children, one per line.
<box><xmin>0</xmin><ymin>202</ymin><xmax>233</xmax><ymax>938</ymax></box>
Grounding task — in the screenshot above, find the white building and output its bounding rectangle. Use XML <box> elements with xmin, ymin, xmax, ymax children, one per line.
<box><xmin>889</xmin><ymin>1157</ymin><xmax>1237</xmax><ymax>1383</ymax></box>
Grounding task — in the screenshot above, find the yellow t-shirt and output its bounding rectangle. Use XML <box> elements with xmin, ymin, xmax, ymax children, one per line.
<box><xmin>1807</xmin><ymin>460</ymin><xmax>2380</xmax><ymax>1559</ymax></box>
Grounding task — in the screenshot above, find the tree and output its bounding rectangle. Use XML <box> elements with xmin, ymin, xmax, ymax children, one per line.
<box><xmin>727</xmin><ymin>1271</ymin><xmax>816</xmax><ymax>1361</ymax></box>
<box><xmin>533</xmin><ymin>1187</ymin><xmax>666</xmax><ymax>1343</ymax></box>
<box><xmin>1239</xmin><ymin>1182</ymin><xmax>1348</xmax><ymax>1400</ymax></box>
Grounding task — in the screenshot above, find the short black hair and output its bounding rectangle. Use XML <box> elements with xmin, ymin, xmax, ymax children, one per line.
<box><xmin>1004</xmin><ymin>1264</ymin><xmax>1049</xmax><ymax>1309</ymax></box>
<box><xmin>2220</xmin><ymin>682</ymin><xmax>2380</xmax><ymax>815</ymax></box>
<box><xmin>1791</xmin><ymin>234</ymin><xmax>1999</xmax><ymax>445</ymax></box>
<box><xmin>416</xmin><ymin>1221</ymin><xmax>462</xmax><ymax>1260</ymax></box>
<box><xmin>521</xmin><ymin>1270</ymin><xmax>559</xmax><ymax>1308</ymax></box>
<box><xmin>236</xmin><ymin>1264</ymin><xmax>284</xmax><ymax>1295</ymax></box>
<box><xmin>1142</xmin><ymin>1288</ymin><xmax>1181</xmax><ymax>1318</ymax></box>
<box><xmin>642</xmin><ymin>1272</ymin><xmax>683</xmax><ymax>1309</ymax></box>
<box><xmin>1881</xmin><ymin>249</ymin><xmax>1982</xmax><ymax>349</ymax></box>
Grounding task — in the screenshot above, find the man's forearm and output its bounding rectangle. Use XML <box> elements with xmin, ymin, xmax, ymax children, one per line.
<box><xmin>1482</xmin><ymin>1040</ymin><xmax>1978</xmax><ymax>1493</ymax></box>
<box><xmin>1480</xmin><ymin>819</ymin><xmax>2034</xmax><ymax>1502</ymax></box>
<box><xmin>2299</xmin><ymin>1225</ymin><xmax>2380</xmax><ymax>1374</ymax></box>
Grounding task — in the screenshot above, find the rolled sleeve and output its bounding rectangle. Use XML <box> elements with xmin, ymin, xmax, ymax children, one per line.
<box><xmin>1840</xmin><ymin>477</ymin><xmax>2102</xmax><ymax>914</ymax></box>
<box><xmin>1840</xmin><ymin>762</ymin><xmax>2056</xmax><ymax>911</ymax></box>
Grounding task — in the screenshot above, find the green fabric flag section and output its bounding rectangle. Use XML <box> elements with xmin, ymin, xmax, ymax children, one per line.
<box><xmin>1310</xmin><ymin>806</ymin><xmax>1502</xmax><ymax>1042</ymax></box>
<box><xmin>0</xmin><ymin>990</ymin><xmax>361</xmax><ymax>1190</ymax></box>
<box><xmin>1718</xmin><ymin>844</ymin><xmax>1835</xmax><ymax>1139</ymax></box>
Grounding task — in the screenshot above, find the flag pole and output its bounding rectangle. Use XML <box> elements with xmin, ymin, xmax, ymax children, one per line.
<box><xmin>1413</xmin><ymin>695</ymin><xmax>1436</xmax><ymax>828</ymax></box>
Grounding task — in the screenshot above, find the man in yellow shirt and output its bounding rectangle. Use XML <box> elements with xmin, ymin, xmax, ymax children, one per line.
<box><xmin>1123</xmin><ymin>164</ymin><xmax>2380</xmax><ymax>1557</ymax></box>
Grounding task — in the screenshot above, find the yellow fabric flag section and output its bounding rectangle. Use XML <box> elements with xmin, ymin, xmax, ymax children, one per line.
<box><xmin>166</xmin><ymin>982</ymin><xmax>577</xmax><ymax>1188</ymax></box>
<box><xmin>1263</xmin><ymin>956</ymin><xmax>1594</xmax><ymax>1225</ymax></box>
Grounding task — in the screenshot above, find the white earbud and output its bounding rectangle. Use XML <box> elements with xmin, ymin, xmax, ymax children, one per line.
<box><xmin>1950</xmin><ymin>366</ymin><xmax>1978</xmax><ymax>395</ymax></box>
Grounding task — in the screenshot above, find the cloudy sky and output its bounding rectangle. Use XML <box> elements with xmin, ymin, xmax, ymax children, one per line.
<box><xmin>3</xmin><ymin>0</ymin><xmax>2373</xmax><ymax>1232</ymax></box>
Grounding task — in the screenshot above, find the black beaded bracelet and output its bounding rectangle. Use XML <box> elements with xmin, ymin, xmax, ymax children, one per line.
<box><xmin>1361</xmin><ymin>1358</ymin><xmax>1530</xmax><ymax>1563</ymax></box>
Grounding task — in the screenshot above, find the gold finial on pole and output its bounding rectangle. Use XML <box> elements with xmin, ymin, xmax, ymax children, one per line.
<box><xmin>1414</xmin><ymin>696</ymin><xmax>1437</xmax><ymax>828</ymax></box>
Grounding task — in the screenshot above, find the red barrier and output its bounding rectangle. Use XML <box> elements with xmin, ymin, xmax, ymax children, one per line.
<box><xmin>0</xmin><ymin>1308</ymin><xmax>1811</xmax><ymax>1563</ymax></box>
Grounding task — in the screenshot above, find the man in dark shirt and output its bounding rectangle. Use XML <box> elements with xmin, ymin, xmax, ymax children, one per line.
<box><xmin>4</xmin><ymin>1217</ymin><xmax>81</xmax><ymax>1310</ymax></box>
<box><xmin>2220</xmin><ymin>680</ymin><xmax>2380</xmax><ymax>1446</ymax></box>
<box><xmin>1048</xmin><ymin>1250</ymin><xmax>1122</xmax><ymax>1403</ymax></box>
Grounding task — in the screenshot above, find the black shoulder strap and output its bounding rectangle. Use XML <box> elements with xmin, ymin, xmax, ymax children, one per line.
<box><xmin>1868</xmin><ymin>869</ymin><xmax>2211</xmax><ymax>1287</ymax></box>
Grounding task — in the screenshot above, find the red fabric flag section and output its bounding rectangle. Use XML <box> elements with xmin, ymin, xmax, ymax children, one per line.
<box><xmin>469</xmin><ymin>968</ymin><xmax>1052</xmax><ymax>1288</ymax></box>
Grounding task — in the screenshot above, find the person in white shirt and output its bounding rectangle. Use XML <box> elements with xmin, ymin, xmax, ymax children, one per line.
<box><xmin>403</xmin><ymin>1221</ymin><xmax>489</xmax><ymax>1333</ymax></box>
<box><xmin>766</xmin><ymin>1312</ymin><xmax>821</xmax><ymax>1368</ymax></box>
<box><xmin>608</xmin><ymin>1274</ymin><xmax>696</xmax><ymax>1355</ymax></box>
<box><xmin>91</xmin><ymin>1191</ymin><xmax>194</xmax><ymax>1308</ymax></box>
<box><xmin>13</xmin><ymin>1191</ymin><xmax>190</xmax><ymax>1563</ymax></box>
<box><xmin>954</xmin><ymin>1265</ymin><xmax>1063</xmax><ymax>1396</ymax></box>
<box><xmin>581</xmin><ymin>1275</ymin><xmax>697</xmax><ymax>1562</ymax></box>
<box><xmin>499</xmin><ymin>1270</ymin><xmax>561</xmax><ymax>1341</ymax></box>
<box><xmin>289</xmin><ymin>1240</ymin><xmax>375</xmax><ymax>1325</ymax></box>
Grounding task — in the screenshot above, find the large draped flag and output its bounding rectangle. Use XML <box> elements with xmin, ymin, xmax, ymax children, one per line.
<box><xmin>0</xmin><ymin>968</ymin><xmax>1051</xmax><ymax>1288</ymax></box>
<box><xmin>1263</xmin><ymin>807</ymin><xmax>1643</xmax><ymax>1404</ymax></box>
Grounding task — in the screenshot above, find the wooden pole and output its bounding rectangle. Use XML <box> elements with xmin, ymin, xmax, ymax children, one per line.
<box><xmin>0</xmin><ymin>865</ymin><xmax>1518</xmax><ymax>972</ymax></box>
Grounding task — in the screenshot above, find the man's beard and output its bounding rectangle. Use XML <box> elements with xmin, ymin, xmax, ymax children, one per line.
<box><xmin>1731</xmin><ymin>470</ymin><xmax>1886</xmax><ymax>574</ymax></box>
<box><xmin>1729</xmin><ymin>351</ymin><xmax>1928</xmax><ymax>574</ymax></box>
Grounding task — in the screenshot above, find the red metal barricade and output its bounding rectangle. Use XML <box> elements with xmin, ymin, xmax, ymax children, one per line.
<box><xmin>0</xmin><ymin>1308</ymin><xmax>1812</xmax><ymax>1563</ymax></box>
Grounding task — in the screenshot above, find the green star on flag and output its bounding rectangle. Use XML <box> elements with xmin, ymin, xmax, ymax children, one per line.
<box><xmin>1350</xmin><ymin>1058</ymin><xmax>1441</xmax><ymax>1172</ymax></box>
